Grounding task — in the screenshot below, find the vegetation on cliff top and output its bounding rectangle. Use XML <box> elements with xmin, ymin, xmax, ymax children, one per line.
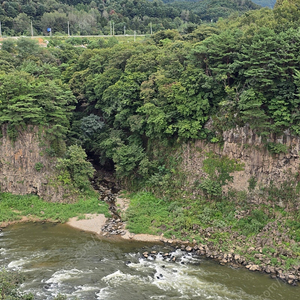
<box><xmin>1</xmin><ymin>1</ymin><xmax>300</xmax><ymax>184</ymax></box>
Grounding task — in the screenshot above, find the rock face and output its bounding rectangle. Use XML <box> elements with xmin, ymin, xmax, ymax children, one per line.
<box><xmin>182</xmin><ymin>125</ymin><xmax>300</xmax><ymax>192</ymax></box>
<box><xmin>2</xmin><ymin>124</ymin><xmax>300</xmax><ymax>202</ymax></box>
<box><xmin>0</xmin><ymin>126</ymin><xmax>71</xmax><ymax>202</ymax></box>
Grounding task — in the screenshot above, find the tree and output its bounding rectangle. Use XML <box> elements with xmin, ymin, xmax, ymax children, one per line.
<box><xmin>16</xmin><ymin>38</ymin><xmax>40</xmax><ymax>60</ymax></box>
<box><xmin>1</xmin><ymin>39</ymin><xmax>16</xmax><ymax>53</ymax></box>
<box><xmin>56</xmin><ymin>145</ymin><xmax>95</xmax><ymax>191</ymax></box>
<box><xmin>13</xmin><ymin>13</ymin><xmax>31</xmax><ymax>35</ymax></box>
<box><xmin>0</xmin><ymin>71</ymin><xmax>76</xmax><ymax>139</ymax></box>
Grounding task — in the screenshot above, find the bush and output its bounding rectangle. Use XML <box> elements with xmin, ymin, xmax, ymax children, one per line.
<box><xmin>199</xmin><ymin>179</ymin><xmax>222</xmax><ymax>197</ymax></box>
<box><xmin>34</xmin><ymin>162</ymin><xmax>44</xmax><ymax>172</ymax></box>
<box><xmin>266</xmin><ymin>142</ymin><xmax>288</xmax><ymax>154</ymax></box>
<box><xmin>0</xmin><ymin>269</ymin><xmax>33</xmax><ymax>300</ymax></box>
<box><xmin>56</xmin><ymin>145</ymin><xmax>94</xmax><ymax>191</ymax></box>
<box><xmin>236</xmin><ymin>209</ymin><xmax>269</xmax><ymax>236</ymax></box>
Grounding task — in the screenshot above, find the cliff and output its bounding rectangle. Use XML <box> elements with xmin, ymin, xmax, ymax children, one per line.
<box><xmin>0</xmin><ymin>126</ymin><xmax>72</xmax><ymax>202</ymax></box>
<box><xmin>182</xmin><ymin>125</ymin><xmax>300</xmax><ymax>193</ymax></box>
<box><xmin>2</xmin><ymin>124</ymin><xmax>300</xmax><ymax>203</ymax></box>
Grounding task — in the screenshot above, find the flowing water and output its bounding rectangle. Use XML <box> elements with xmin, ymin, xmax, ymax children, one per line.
<box><xmin>0</xmin><ymin>223</ymin><xmax>298</xmax><ymax>300</ymax></box>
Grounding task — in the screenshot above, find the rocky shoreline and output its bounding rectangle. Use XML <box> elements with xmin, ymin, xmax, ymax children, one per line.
<box><xmin>99</xmin><ymin>187</ymin><xmax>300</xmax><ymax>286</ymax></box>
<box><xmin>101</xmin><ymin>213</ymin><xmax>299</xmax><ymax>286</ymax></box>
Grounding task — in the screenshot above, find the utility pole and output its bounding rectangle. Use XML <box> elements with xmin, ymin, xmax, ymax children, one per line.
<box><xmin>150</xmin><ymin>22</ymin><xmax>152</xmax><ymax>35</ymax></box>
<box><xmin>124</xmin><ymin>25</ymin><xmax>126</xmax><ymax>36</ymax></box>
<box><xmin>31</xmin><ymin>21</ymin><xmax>33</xmax><ymax>37</ymax></box>
<box><xmin>68</xmin><ymin>21</ymin><xmax>70</xmax><ymax>36</ymax></box>
<box><xmin>134</xmin><ymin>30</ymin><xmax>136</xmax><ymax>42</ymax></box>
<box><xmin>112</xmin><ymin>21</ymin><xmax>114</xmax><ymax>36</ymax></box>
<box><xmin>0</xmin><ymin>21</ymin><xmax>2</xmax><ymax>37</ymax></box>
<box><xmin>109</xmin><ymin>21</ymin><xmax>112</xmax><ymax>36</ymax></box>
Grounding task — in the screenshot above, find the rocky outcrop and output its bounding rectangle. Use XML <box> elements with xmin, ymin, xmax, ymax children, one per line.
<box><xmin>182</xmin><ymin>125</ymin><xmax>300</xmax><ymax>192</ymax></box>
<box><xmin>0</xmin><ymin>126</ymin><xmax>71</xmax><ymax>202</ymax></box>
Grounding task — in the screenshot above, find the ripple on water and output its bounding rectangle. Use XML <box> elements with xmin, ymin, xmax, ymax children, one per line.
<box><xmin>7</xmin><ymin>258</ymin><xmax>30</xmax><ymax>270</ymax></box>
<box><xmin>2</xmin><ymin>223</ymin><xmax>299</xmax><ymax>300</ymax></box>
<box><xmin>103</xmin><ymin>250</ymin><xmax>261</xmax><ymax>300</ymax></box>
<box><xmin>102</xmin><ymin>269</ymin><xmax>151</xmax><ymax>286</ymax></box>
<box><xmin>96</xmin><ymin>287</ymin><xmax>114</xmax><ymax>300</ymax></box>
<box><xmin>0</xmin><ymin>248</ymin><xmax>7</xmax><ymax>255</ymax></box>
<box><xmin>45</xmin><ymin>268</ymin><xmax>93</xmax><ymax>284</ymax></box>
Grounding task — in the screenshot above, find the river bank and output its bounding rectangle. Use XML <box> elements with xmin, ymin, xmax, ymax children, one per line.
<box><xmin>64</xmin><ymin>211</ymin><xmax>300</xmax><ymax>287</ymax></box>
<box><xmin>63</xmin><ymin>193</ymin><xmax>300</xmax><ymax>286</ymax></box>
<box><xmin>109</xmin><ymin>192</ymin><xmax>300</xmax><ymax>286</ymax></box>
<box><xmin>62</xmin><ymin>191</ymin><xmax>299</xmax><ymax>287</ymax></box>
<box><xmin>1</xmin><ymin>191</ymin><xmax>299</xmax><ymax>287</ymax></box>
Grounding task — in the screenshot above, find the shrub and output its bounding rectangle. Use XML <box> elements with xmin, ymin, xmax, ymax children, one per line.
<box><xmin>56</xmin><ymin>145</ymin><xmax>94</xmax><ymax>191</ymax></box>
<box><xmin>0</xmin><ymin>269</ymin><xmax>33</xmax><ymax>300</ymax></box>
<box><xmin>266</xmin><ymin>142</ymin><xmax>288</xmax><ymax>154</ymax></box>
<box><xmin>34</xmin><ymin>162</ymin><xmax>44</xmax><ymax>172</ymax></box>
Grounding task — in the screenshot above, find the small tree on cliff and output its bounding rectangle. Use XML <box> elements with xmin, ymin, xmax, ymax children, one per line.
<box><xmin>56</xmin><ymin>145</ymin><xmax>94</xmax><ymax>192</ymax></box>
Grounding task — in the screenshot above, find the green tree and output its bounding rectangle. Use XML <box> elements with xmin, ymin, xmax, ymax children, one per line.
<box><xmin>56</xmin><ymin>145</ymin><xmax>95</xmax><ymax>191</ymax></box>
<box><xmin>0</xmin><ymin>72</ymin><xmax>76</xmax><ymax>139</ymax></box>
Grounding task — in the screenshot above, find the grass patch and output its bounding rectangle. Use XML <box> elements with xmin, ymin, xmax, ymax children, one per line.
<box><xmin>125</xmin><ymin>192</ymin><xmax>170</xmax><ymax>234</ymax></box>
<box><xmin>125</xmin><ymin>192</ymin><xmax>238</xmax><ymax>239</ymax></box>
<box><xmin>0</xmin><ymin>192</ymin><xmax>110</xmax><ymax>224</ymax></box>
<box><xmin>124</xmin><ymin>180</ymin><xmax>300</xmax><ymax>271</ymax></box>
<box><xmin>125</xmin><ymin>191</ymin><xmax>300</xmax><ymax>242</ymax></box>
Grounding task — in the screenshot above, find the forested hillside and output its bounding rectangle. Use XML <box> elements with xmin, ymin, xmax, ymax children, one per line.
<box><xmin>0</xmin><ymin>0</ymin><xmax>260</xmax><ymax>36</ymax></box>
<box><xmin>3</xmin><ymin>0</ymin><xmax>300</xmax><ymax>279</ymax></box>
<box><xmin>0</xmin><ymin>0</ymin><xmax>299</xmax><ymax>181</ymax></box>
<box><xmin>164</xmin><ymin>0</ymin><xmax>260</xmax><ymax>22</ymax></box>
<box><xmin>163</xmin><ymin>0</ymin><xmax>274</xmax><ymax>9</ymax></box>
<box><xmin>252</xmin><ymin>0</ymin><xmax>276</xmax><ymax>7</ymax></box>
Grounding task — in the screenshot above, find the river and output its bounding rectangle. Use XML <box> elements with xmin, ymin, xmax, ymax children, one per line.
<box><xmin>0</xmin><ymin>223</ymin><xmax>298</xmax><ymax>300</ymax></box>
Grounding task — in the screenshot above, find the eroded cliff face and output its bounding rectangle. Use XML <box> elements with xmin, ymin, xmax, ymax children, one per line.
<box><xmin>2</xmin><ymin>124</ymin><xmax>300</xmax><ymax>202</ymax></box>
<box><xmin>0</xmin><ymin>126</ymin><xmax>71</xmax><ymax>202</ymax></box>
<box><xmin>182</xmin><ymin>125</ymin><xmax>300</xmax><ymax>192</ymax></box>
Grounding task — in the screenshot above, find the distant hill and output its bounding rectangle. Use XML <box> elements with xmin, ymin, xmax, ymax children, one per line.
<box><xmin>251</xmin><ymin>0</ymin><xmax>276</xmax><ymax>7</ymax></box>
<box><xmin>165</xmin><ymin>0</ymin><xmax>261</xmax><ymax>22</ymax></box>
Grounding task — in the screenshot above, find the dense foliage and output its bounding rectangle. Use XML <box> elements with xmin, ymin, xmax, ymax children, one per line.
<box><xmin>166</xmin><ymin>0</ymin><xmax>260</xmax><ymax>22</ymax></box>
<box><xmin>0</xmin><ymin>268</ymin><xmax>68</xmax><ymax>299</ymax></box>
<box><xmin>0</xmin><ymin>269</ymin><xmax>33</xmax><ymax>299</ymax></box>
<box><xmin>1</xmin><ymin>0</ymin><xmax>300</xmax><ymax>184</ymax></box>
<box><xmin>0</xmin><ymin>38</ymin><xmax>76</xmax><ymax>141</ymax></box>
<box><xmin>0</xmin><ymin>0</ymin><xmax>260</xmax><ymax>36</ymax></box>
